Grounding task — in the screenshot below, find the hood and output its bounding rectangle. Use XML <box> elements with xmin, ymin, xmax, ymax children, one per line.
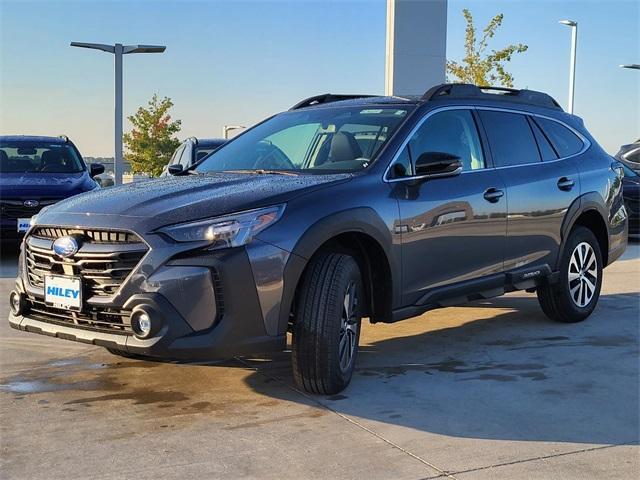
<box><xmin>39</xmin><ymin>172</ymin><xmax>351</xmax><ymax>229</ymax></box>
<box><xmin>0</xmin><ymin>172</ymin><xmax>95</xmax><ymax>198</ymax></box>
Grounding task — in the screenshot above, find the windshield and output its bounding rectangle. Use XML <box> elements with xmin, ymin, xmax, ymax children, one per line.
<box><xmin>0</xmin><ymin>141</ymin><xmax>84</xmax><ymax>174</ymax></box>
<box><xmin>196</xmin><ymin>106</ymin><xmax>412</xmax><ymax>173</ymax></box>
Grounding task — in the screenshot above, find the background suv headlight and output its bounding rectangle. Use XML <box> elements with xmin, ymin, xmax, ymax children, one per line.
<box><xmin>158</xmin><ymin>204</ymin><xmax>285</xmax><ymax>250</ymax></box>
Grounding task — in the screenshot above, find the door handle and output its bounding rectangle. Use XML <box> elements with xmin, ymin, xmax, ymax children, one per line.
<box><xmin>557</xmin><ymin>177</ymin><xmax>575</xmax><ymax>191</ymax></box>
<box><xmin>483</xmin><ymin>188</ymin><xmax>504</xmax><ymax>203</ymax></box>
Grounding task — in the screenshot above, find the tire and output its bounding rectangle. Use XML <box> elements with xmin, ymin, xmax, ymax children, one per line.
<box><xmin>292</xmin><ymin>253</ymin><xmax>364</xmax><ymax>395</ymax></box>
<box><xmin>537</xmin><ymin>226</ymin><xmax>603</xmax><ymax>323</ymax></box>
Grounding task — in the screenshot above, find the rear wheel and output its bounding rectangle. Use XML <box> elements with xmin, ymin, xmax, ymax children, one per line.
<box><xmin>537</xmin><ymin>226</ymin><xmax>603</xmax><ymax>323</ymax></box>
<box><xmin>292</xmin><ymin>253</ymin><xmax>363</xmax><ymax>395</ymax></box>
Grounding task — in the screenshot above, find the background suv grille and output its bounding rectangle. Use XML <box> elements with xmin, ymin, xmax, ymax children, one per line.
<box><xmin>0</xmin><ymin>199</ymin><xmax>59</xmax><ymax>219</ymax></box>
<box><xmin>25</xmin><ymin>229</ymin><xmax>148</xmax><ymax>298</ymax></box>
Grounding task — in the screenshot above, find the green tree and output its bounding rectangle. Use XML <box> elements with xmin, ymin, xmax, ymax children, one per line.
<box><xmin>447</xmin><ymin>9</ymin><xmax>528</xmax><ymax>88</ymax></box>
<box><xmin>123</xmin><ymin>94</ymin><xmax>181</xmax><ymax>177</ymax></box>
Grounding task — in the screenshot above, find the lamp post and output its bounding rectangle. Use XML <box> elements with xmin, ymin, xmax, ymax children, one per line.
<box><xmin>70</xmin><ymin>42</ymin><xmax>166</xmax><ymax>185</ymax></box>
<box><xmin>559</xmin><ymin>20</ymin><xmax>578</xmax><ymax>114</ymax></box>
<box><xmin>620</xmin><ymin>64</ymin><xmax>640</xmax><ymax>70</ymax></box>
<box><xmin>223</xmin><ymin>125</ymin><xmax>245</xmax><ymax>139</ymax></box>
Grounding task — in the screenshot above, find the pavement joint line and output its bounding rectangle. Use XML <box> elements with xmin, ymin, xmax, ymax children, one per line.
<box><xmin>417</xmin><ymin>442</ymin><xmax>638</xmax><ymax>479</ymax></box>
<box><xmin>233</xmin><ymin>356</ymin><xmax>459</xmax><ymax>480</ymax></box>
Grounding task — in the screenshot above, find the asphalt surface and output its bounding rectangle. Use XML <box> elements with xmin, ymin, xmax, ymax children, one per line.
<box><xmin>0</xmin><ymin>240</ymin><xmax>638</xmax><ymax>479</ymax></box>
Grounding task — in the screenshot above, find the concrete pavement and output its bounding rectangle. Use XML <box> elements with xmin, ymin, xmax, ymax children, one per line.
<box><xmin>0</xmin><ymin>240</ymin><xmax>638</xmax><ymax>479</ymax></box>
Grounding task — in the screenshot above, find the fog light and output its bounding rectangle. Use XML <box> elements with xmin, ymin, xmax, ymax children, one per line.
<box><xmin>9</xmin><ymin>291</ymin><xmax>23</xmax><ymax>316</ymax></box>
<box><xmin>131</xmin><ymin>309</ymin><xmax>154</xmax><ymax>338</ymax></box>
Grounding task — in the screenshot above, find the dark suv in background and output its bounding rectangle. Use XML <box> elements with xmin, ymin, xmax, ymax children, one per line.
<box><xmin>0</xmin><ymin>135</ymin><xmax>103</xmax><ymax>241</ymax></box>
<box><xmin>9</xmin><ymin>84</ymin><xmax>627</xmax><ymax>394</ymax></box>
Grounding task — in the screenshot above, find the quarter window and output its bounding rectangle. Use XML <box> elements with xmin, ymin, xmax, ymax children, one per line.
<box><xmin>478</xmin><ymin>111</ymin><xmax>541</xmax><ymax>167</ymax></box>
<box><xmin>528</xmin><ymin>117</ymin><xmax>558</xmax><ymax>161</ymax></box>
<box><xmin>534</xmin><ymin>117</ymin><xmax>584</xmax><ymax>157</ymax></box>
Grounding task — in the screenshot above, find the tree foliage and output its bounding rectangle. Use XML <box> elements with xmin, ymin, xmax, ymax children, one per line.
<box><xmin>447</xmin><ymin>9</ymin><xmax>528</xmax><ymax>88</ymax></box>
<box><xmin>123</xmin><ymin>94</ymin><xmax>181</xmax><ymax>177</ymax></box>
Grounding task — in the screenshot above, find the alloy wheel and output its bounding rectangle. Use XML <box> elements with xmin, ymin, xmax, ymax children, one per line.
<box><xmin>568</xmin><ymin>241</ymin><xmax>598</xmax><ymax>308</ymax></box>
<box><xmin>339</xmin><ymin>281</ymin><xmax>359</xmax><ymax>372</ymax></box>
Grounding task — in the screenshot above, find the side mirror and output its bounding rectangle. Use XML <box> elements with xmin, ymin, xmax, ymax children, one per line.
<box><xmin>415</xmin><ymin>152</ymin><xmax>462</xmax><ymax>178</ymax></box>
<box><xmin>167</xmin><ymin>164</ymin><xmax>184</xmax><ymax>175</ymax></box>
<box><xmin>89</xmin><ymin>163</ymin><xmax>105</xmax><ymax>177</ymax></box>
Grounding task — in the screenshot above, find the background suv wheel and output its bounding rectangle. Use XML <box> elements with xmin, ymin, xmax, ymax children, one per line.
<box><xmin>537</xmin><ymin>226</ymin><xmax>603</xmax><ymax>323</ymax></box>
<box><xmin>292</xmin><ymin>252</ymin><xmax>363</xmax><ymax>395</ymax></box>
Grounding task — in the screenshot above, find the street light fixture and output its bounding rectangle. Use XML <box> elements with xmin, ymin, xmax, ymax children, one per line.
<box><xmin>70</xmin><ymin>42</ymin><xmax>166</xmax><ymax>185</ymax></box>
<box><xmin>223</xmin><ymin>125</ymin><xmax>246</xmax><ymax>139</ymax></box>
<box><xmin>620</xmin><ymin>64</ymin><xmax>640</xmax><ymax>70</ymax></box>
<box><xmin>559</xmin><ymin>20</ymin><xmax>578</xmax><ymax>114</ymax></box>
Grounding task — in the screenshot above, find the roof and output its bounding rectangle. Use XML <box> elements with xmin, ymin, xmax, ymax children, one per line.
<box><xmin>195</xmin><ymin>138</ymin><xmax>226</xmax><ymax>147</ymax></box>
<box><xmin>0</xmin><ymin>135</ymin><xmax>70</xmax><ymax>144</ymax></box>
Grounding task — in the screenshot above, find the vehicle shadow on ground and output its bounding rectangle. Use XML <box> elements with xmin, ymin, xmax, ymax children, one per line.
<box><xmin>241</xmin><ymin>293</ymin><xmax>639</xmax><ymax>446</ymax></box>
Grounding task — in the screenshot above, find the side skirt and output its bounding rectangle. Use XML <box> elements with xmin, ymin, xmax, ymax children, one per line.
<box><xmin>388</xmin><ymin>264</ymin><xmax>556</xmax><ymax>323</ymax></box>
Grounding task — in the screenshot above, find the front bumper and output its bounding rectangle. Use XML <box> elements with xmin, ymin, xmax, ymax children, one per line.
<box><xmin>10</xmin><ymin>229</ymin><xmax>288</xmax><ymax>359</ymax></box>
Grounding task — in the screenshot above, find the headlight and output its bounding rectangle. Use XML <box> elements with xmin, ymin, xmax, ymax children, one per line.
<box><xmin>158</xmin><ymin>204</ymin><xmax>285</xmax><ymax>250</ymax></box>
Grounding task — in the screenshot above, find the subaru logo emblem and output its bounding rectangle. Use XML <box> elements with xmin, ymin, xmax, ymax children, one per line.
<box><xmin>53</xmin><ymin>236</ymin><xmax>80</xmax><ymax>258</ymax></box>
<box><xmin>23</xmin><ymin>200</ymin><xmax>39</xmax><ymax>208</ymax></box>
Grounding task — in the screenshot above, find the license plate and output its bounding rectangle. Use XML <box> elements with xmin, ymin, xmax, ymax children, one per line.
<box><xmin>44</xmin><ymin>275</ymin><xmax>82</xmax><ymax>311</ymax></box>
<box><xmin>17</xmin><ymin>218</ymin><xmax>32</xmax><ymax>232</ymax></box>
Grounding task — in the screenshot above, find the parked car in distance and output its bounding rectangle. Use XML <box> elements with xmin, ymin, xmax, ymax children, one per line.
<box><xmin>0</xmin><ymin>135</ymin><xmax>103</xmax><ymax>241</ymax></box>
<box><xmin>9</xmin><ymin>84</ymin><xmax>627</xmax><ymax>394</ymax></box>
<box><xmin>620</xmin><ymin>162</ymin><xmax>639</xmax><ymax>237</ymax></box>
<box><xmin>161</xmin><ymin>137</ymin><xmax>226</xmax><ymax>176</ymax></box>
<box><xmin>616</xmin><ymin>139</ymin><xmax>640</xmax><ymax>173</ymax></box>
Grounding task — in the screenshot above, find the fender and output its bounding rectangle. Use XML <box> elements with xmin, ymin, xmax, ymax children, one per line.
<box><xmin>557</xmin><ymin>191</ymin><xmax>610</xmax><ymax>270</ymax></box>
<box><xmin>276</xmin><ymin>207</ymin><xmax>398</xmax><ymax>335</ymax></box>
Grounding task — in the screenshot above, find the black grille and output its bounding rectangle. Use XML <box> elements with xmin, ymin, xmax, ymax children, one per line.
<box><xmin>31</xmin><ymin>227</ymin><xmax>142</xmax><ymax>244</ymax></box>
<box><xmin>26</xmin><ymin>298</ymin><xmax>132</xmax><ymax>335</ymax></box>
<box><xmin>1</xmin><ymin>199</ymin><xmax>59</xmax><ymax>219</ymax></box>
<box><xmin>25</xmin><ymin>230</ymin><xmax>148</xmax><ymax>298</ymax></box>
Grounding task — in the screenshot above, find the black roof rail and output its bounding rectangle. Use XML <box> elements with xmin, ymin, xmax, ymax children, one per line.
<box><xmin>421</xmin><ymin>83</ymin><xmax>562</xmax><ymax>110</ymax></box>
<box><xmin>290</xmin><ymin>93</ymin><xmax>378</xmax><ymax>110</ymax></box>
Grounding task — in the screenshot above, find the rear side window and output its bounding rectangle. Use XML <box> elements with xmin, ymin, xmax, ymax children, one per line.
<box><xmin>478</xmin><ymin>111</ymin><xmax>541</xmax><ymax>167</ymax></box>
<box><xmin>528</xmin><ymin>117</ymin><xmax>558</xmax><ymax>161</ymax></box>
<box><xmin>534</xmin><ymin>117</ymin><xmax>584</xmax><ymax>157</ymax></box>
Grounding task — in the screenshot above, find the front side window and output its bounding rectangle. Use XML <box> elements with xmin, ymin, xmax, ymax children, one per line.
<box><xmin>196</xmin><ymin>106</ymin><xmax>412</xmax><ymax>174</ymax></box>
<box><xmin>534</xmin><ymin>117</ymin><xmax>584</xmax><ymax>158</ymax></box>
<box><xmin>478</xmin><ymin>111</ymin><xmax>541</xmax><ymax>167</ymax></box>
<box><xmin>0</xmin><ymin>142</ymin><xmax>84</xmax><ymax>173</ymax></box>
<box><xmin>408</xmin><ymin>110</ymin><xmax>485</xmax><ymax>172</ymax></box>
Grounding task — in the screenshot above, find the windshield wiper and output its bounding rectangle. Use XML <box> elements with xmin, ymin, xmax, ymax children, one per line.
<box><xmin>225</xmin><ymin>169</ymin><xmax>300</xmax><ymax>176</ymax></box>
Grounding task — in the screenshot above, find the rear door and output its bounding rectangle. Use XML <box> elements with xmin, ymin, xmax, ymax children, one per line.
<box><xmin>390</xmin><ymin>108</ymin><xmax>507</xmax><ymax>305</ymax></box>
<box><xmin>477</xmin><ymin>109</ymin><xmax>583</xmax><ymax>273</ymax></box>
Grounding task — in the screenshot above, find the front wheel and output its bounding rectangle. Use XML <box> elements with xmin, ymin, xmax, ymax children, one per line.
<box><xmin>292</xmin><ymin>253</ymin><xmax>363</xmax><ymax>395</ymax></box>
<box><xmin>537</xmin><ymin>226</ymin><xmax>603</xmax><ymax>323</ymax></box>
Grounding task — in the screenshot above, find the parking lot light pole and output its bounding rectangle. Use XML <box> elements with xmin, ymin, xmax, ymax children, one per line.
<box><xmin>70</xmin><ymin>42</ymin><xmax>166</xmax><ymax>185</ymax></box>
<box><xmin>559</xmin><ymin>20</ymin><xmax>578</xmax><ymax>114</ymax></box>
<box><xmin>223</xmin><ymin>125</ymin><xmax>245</xmax><ymax>139</ymax></box>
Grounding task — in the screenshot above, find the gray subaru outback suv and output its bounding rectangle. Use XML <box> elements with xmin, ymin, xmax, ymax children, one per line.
<box><xmin>9</xmin><ymin>84</ymin><xmax>628</xmax><ymax>394</ymax></box>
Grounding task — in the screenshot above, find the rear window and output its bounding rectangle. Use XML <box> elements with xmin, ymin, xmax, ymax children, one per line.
<box><xmin>0</xmin><ymin>142</ymin><xmax>84</xmax><ymax>173</ymax></box>
<box><xmin>534</xmin><ymin>117</ymin><xmax>584</xmax><ymax>157</ymax></box>
<box><xmin>478</xmin><ymin>111</ymin><xmax>540</xmax><ymax>167</ymax></box>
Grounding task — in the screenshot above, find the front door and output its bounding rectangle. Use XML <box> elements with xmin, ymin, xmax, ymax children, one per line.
<box><xmin>389</xmin><ymin>108</ymin><xmax>507</xmax><ymax>306</ymax></box>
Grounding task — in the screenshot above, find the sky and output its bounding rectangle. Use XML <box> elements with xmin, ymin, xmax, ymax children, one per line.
<box><xmin>0</xmin><ymin>0</ymin><xmax>638</xmax><ymax>156</ymax></box>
